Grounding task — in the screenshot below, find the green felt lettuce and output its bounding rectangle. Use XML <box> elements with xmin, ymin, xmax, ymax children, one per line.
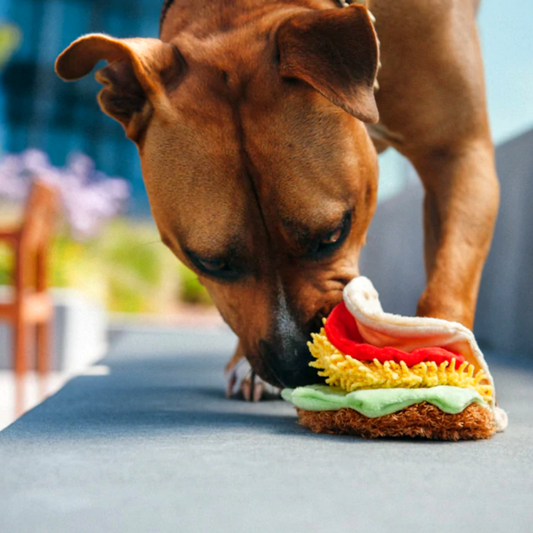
<box><xmin>282</xmin><ymin>385</ymin><xmax>487</xmax><ymax>418</ymax></box>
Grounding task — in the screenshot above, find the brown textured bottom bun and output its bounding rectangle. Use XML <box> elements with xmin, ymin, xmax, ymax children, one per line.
<box><xmin>296</xmin><ymin>402</ymin><xmax>496</xmax><ymax>441</ymax></box>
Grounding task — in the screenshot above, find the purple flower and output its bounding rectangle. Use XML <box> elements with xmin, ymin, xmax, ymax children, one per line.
<box><xmin>0</xmin><ymin>149</ymin><xmax>130</xmax><ymax>240</ymax></box>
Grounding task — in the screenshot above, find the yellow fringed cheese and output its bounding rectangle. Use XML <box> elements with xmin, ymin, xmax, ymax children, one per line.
<box><xmin>308</xmin><ymin>328</ymin><xmax>493</xmax><ymax>403</ymax></box>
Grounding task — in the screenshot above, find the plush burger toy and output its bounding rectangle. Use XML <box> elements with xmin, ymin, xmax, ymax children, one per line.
<box><xmin>282</xmin><ymin>277</ymin><xmax>507</xmax><ymax>440</ymax></box>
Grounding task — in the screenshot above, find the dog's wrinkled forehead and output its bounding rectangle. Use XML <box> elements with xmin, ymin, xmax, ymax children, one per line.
<box><xmin>141</xmin><ymin>78</ymin><xmax>255</xmax><ymax>258</ymax></box>
<box><xmin>135</xmin><ymin>29</ymin><xmax>271</xmax><ymax>250</ymax></box>
<box><xmin>147</xmin><ymin>15</ymin><xmax>377</xmax><ymax>242</ymax></box>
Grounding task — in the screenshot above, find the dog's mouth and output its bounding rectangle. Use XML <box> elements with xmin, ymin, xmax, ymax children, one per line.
<box><xmin>253</xmin><ymin>339</ymin><xmax>323</xmax><ymax>389</ymax></box>
<box><xmin>251</xmin><ymin>310</ymin><xmax>332</xmax><ymax>389</ymax></box>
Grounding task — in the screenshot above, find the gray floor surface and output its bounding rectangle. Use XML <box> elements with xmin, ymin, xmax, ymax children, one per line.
<box><xmin>0</xmin><ymin>327</ymin><xmax>532</xmax><ymax>533</ymax></box>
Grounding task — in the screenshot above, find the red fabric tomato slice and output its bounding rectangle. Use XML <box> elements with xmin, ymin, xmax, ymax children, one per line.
<box><xmin>324</xmin><ymin>301</ymin><xmax>465</xmax><ymax>366</ymax></box>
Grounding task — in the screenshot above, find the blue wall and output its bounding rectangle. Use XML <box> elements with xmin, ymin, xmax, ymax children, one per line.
<box><xmin>0</xmin><ymin>0</ymin><xmax>163</xmax><ymax>214</ymax></box>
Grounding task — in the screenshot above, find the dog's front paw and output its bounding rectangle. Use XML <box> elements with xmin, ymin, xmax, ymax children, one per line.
<box><xmin>225</xmin><ymin>356</ymin><xmax>280</xmax><ymax>402</ymax></box>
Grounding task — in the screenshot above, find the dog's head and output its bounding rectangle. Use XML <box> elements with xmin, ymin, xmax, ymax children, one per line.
<box><xmin>56</xmin><ymin>4</ymin><xmax>380</xmax><ymax>387</ymax></box>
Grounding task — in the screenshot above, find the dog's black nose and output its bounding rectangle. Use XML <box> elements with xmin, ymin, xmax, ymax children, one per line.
<box><xmin>257</xmin><ymin>336</ymin><xmax>325</xmax><ymax>388</ymax></box>
<box><xmin>255</xmin><ymin>290</ymin><xmax>330</xmax><ymax>388</ymax></box>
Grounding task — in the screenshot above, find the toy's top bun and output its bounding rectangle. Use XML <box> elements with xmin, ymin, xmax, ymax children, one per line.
<box><xmin>343</xmin><ymin>276</ymin><xmax>507</xmax><ymax>431</ymax></box>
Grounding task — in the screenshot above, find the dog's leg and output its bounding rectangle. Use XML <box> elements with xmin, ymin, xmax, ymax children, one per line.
<box><xmin>412</xmin><ymin>143</ymin><xmax>499</xmax><ymax>328</ymax></box>
<box><xmin>373</xmin><ymin>0</ymin><xmax>499</xmax><ymax>328</ymax></box>
<box><xmin>225</xmin><ymin>343</ymin><xmax>280</xmax><ymax>401</ymax></box>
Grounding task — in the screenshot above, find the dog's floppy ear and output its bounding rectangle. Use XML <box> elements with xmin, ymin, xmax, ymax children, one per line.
<box><xmin>276</xmin><ymin>4</ymin><xmax>379</xmax><ymax>123</ymax></box>
<box><xmin>55</xmin><ymin>34</ymin><xmax>182</xmax><ymax>141</ymax></box>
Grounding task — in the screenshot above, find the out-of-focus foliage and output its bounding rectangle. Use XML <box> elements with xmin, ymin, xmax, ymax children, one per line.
<box><xmin>0</xmin><ymin>217</ymin><xmax>212</xmax><ymax>313</ymax></box>
<box><xmin>0</xmin><ymin>242</ymin><xmax>13</xmax><ymax>286</ymax></box>
<box><xmin>50</xmin><ymin>220</ymin><xmax>212</xmax><ymax>313</ymax></box>
<box><xmin>0</xmin><ymin>23</ymin><xmax>20</xmax><ymax>69</ymax></box>
<box><xmin>52</xmin><ymin>220</ymin><xmax>173</xmax><ymax>313</ymax></box>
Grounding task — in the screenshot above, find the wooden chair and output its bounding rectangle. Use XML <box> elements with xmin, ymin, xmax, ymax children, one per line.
<box><xmin>0</xmin><ymin>181</ymin><xmax>58</xmax><ymax>376</ymax></box>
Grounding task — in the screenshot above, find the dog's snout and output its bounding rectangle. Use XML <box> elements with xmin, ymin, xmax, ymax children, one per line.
<box><xmin>251</xmin><ymin>290</ymin><xmax>335</xmax><ymax>388</ymax></box>
<box><xmin>257</xmin><ymin>336</ymin><xmax>324</xmax><ymax>389</ymax></box>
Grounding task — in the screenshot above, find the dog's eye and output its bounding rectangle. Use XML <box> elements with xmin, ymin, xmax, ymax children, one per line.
<box><xmin>197</xmin><ymin>258</ymin><xmax>228</xmax><ymax>272</ymax></box>
<box><xmin>321</xmin><ymin>227</ymin><xmax>343</xmax><ymax>245</ymax></box>
<box><xmin>186</xmin><ymin>248</ymin><xmax>243</xmax><ymax>281</ymax></box>
<box><xmin>309</xmin><ymin>211</ymin><xmax>352</xmax><ymax>260</ymax></box>
<box><xmin>189</xmin><ymin>252</ymin><xmax>242</xmax><ymax>281</ymax></box>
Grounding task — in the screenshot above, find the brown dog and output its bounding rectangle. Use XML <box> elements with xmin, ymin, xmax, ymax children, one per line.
<box><xmin>55</xmin><ymin>0</ymin><xmax>498</xmax><ymax>400</ymax></box>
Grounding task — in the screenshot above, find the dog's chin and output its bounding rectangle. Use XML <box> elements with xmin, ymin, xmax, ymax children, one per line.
<box><xmin>250</xmin><ymin>337</ymin><xmax>326</xmax><ymax>389</ymax></box>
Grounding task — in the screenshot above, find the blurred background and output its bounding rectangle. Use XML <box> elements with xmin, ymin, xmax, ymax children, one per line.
<box><xmin>0</xmin><ymin>0</ymin><xmax>219</xmax><ymax>320</ymax></box>
<box><xmin>0</xmin><ymin>1</ymin><xmax>532</xmax><ymax>422</ymax></box>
